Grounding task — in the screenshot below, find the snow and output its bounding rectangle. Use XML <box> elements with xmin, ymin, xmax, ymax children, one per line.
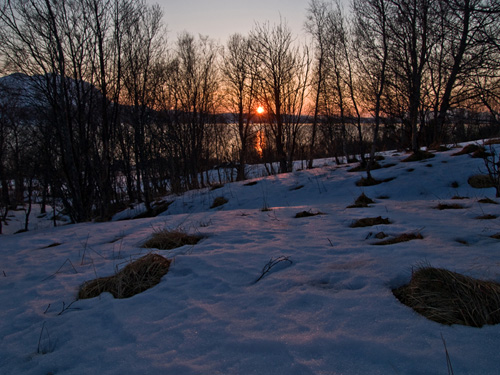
<box><xmin>1</xmin><ymin>144</ymin><xmax>500</xmax><ymax>375</ymax></box>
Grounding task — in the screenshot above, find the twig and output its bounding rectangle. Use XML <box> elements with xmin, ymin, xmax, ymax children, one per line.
<box><xmin>37</xmin><ymin>322</ymin><xmax>52</xmax><ymax>354</ymax></box>
<box><xmin>327</xmin><ymin>238</ymin><xmax>334</xmax><ymax>247</ymax></box>
<box><xmin>2</xmin><ymin>270</ymin><xmax>6</xmax><ymax>277</ymax></box>
<box><xmin>254</xmin><ymin>256</ymin><xmax>292</xmax><ymax>283</ymax></box>
<box><xmin>43</xmin><ymin>304</ymin><xmax>51</xmax><ymax>314</ymax></box>
<box><xmin>57</xmin><ymin>300</ymin><xmax>80</xmax><ymax>316</ymax></box>
<box><xmin>42</xmin><ymin>258</ymin><xmax>78</xmax><ymax>281</ymax></box>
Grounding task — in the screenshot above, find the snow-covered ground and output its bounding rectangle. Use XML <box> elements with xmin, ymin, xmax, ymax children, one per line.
<box><xmin>1</xmin><ymin>144</ymin><xmax>500</xmax><ymax>375</ymax></box>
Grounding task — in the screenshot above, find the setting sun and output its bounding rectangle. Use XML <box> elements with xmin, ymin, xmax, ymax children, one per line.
<box><xmin>256</xmin><ymin>106</ymin><xmax>265</xmax><ymax>114</ymax></box>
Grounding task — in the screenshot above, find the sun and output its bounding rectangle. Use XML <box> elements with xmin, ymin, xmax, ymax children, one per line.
<box><xmin>256</xmin><ymin>106</ymin><xmax>265</xmax><ymax>114</ymax></box>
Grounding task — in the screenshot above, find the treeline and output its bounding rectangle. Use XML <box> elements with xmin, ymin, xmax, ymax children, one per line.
<box><xmin>0</xmin><ymin>0</ymin><xmax>499</xmax><ymax>226</ymax></box>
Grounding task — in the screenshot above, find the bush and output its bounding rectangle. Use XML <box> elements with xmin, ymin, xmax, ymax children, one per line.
<box><xmin>393</xmin><ymin>266</ymin><xmax>500</xmax><ymax>327</ymax></box>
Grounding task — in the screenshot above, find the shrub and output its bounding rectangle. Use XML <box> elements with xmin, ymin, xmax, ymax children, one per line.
<box><xmin>142</xmin><ymin>229</ymin><xmax>203</xmax><ymax>250</ymax></box>
<box><xmin>78</xmin><ymin>253</ymin><xmax>171</xmax><ymax>299</ymax></box>
<box><xmin>393</xmin><ymin>266</ymin><xmax>500</xmax><ymax>327</ymax></box>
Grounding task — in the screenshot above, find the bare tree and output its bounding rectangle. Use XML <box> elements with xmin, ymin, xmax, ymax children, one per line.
<box><xmin>250</xmin><ymin>20</ymin><xmax>307</xmax><ymax>173</ymax></box>
<box><xmin>221</xmin><ymin>33</ymin><xmax>258</xmax><ymax>181</ymax></box>
<box><xmin>353</xmin><ymin>0</ymin><xmax>390</xmax><ymax>180</ymax></box>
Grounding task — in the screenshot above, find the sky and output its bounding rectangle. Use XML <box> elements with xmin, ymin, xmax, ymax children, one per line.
<box><xmin>150</xmin><ymin>0</ymin><xmax>313</xmax><ymax>43</ymax></box>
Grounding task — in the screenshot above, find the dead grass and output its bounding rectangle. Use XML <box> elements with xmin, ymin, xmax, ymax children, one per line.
<box><xmin>355</xmin><ymin>176</ymin><xmax>395</xmax><ymax>186</ymax></box>
<box><xmin>374</xmin><ymin>232</ymin><xmax>423</xmax><ymax>245</ymax></box>
<box><xmin>402</xmin><ymin>150</ymin><xmax>435</xmax><ymax>162</ymax></box>
<box><xmin>485</xmin><ymin>138</ymin><xmax>500</xmax><ymax>145</ymax></box>
<box><xmin>393</xmin><ymin>266</ymin><xmax>500</xmax><ymax>327</ymax></box>
<box><xmin>78</xmin><ymin>253</ymin><xmax>171</xmax><ymax>299</ymax></box>
<box><xmin>491</xmin><ymin>233</ymin><xmax>500</xmax><ymax>239</ymax></box>
<box><xmin>468</xmin><ymin>174</ymin><xmax>495</xmax><ymax>189</ymax></box>
<box><xmin>435</xmin><ymin>203</ymin><xmax>465</xmax><ymax>210</ymax></box>
<box><xmin>350</xmin><ymin>216</ymin><xmax>391</xmax><ymax>228</ymax></box>
<box><xmin>210</xmin><ymin>196</ymin><xmax>228</xmax><ymax>208</ymax></box>
<box><xmin>133</xmin><ymin>200</ymin><xmax>173</xmax><ymax>219</ymax></box>
<box><xmin>142</xmin><ymin>229</ymin><xmax>203</xmax><ymax>250</ymax></box>
<box><xmin>347</xmin><ymin>193</ymin><xmax>375</xmax><ymax>208</ymax></box>
<box><xmin>348</xmin><ymin>162</ymin><xmax>382</xmax><ymax>172</ymax></box>
<box><xmin>452</xmin><ymin>144</ymin><xmax>482</xmax><ymax>156</ymax></box>
<box><xmin>475</xmin><ymin>214</ymin><xmax>497</xmax><ymax>220</ymax></box>
<box><xmin>478</xmin><ymin>197</ymin><xmax>498</xmax><ymax>204</ymax></box>
<box><xmin>294</xmin><ymin>210</ymin><xmax>325</xmax><ymax>218</ymax></box>
<box><xmin>451</xmin><ymin>196</ymin><xmax>469</xmax><ymax>200</ymax></box>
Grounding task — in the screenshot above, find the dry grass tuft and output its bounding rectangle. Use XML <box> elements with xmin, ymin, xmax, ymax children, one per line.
<box><xmin>478</xmin><ymin>197</ymin><xmax>498</xmax><ymax>204</ymax></box>
<box><xmin>393</xmin><ymin>266</ymin><xmax>500</xmax><ymax>327</ymax></box>
<box><xmin>210</xmin><ymin>183</ymin><xmax>224</xmax><ymax>191</ymax></box>
<box><xmin>347</xmin><ymin>193</ymin><xmax>375</xmax><ymax>208</ymax></box>
<box><xmin>452</xmin><ymin>144</ymin><xmax>482</xmax><ymax>156</ymax></box>
<box><xmin>133</xmin><ymin>200</ymin><xmax>173</xmax><ymax>219</ymax></box>
<box><xmin>348</xmin><ymin>162</ymin><xmax>382</xmax><ymax>172</ymax></box>
<box><xmin>451</xmin><ymin>195</ymin><xmax>469</xmax><ymax>200</ymax></box>
<box><xmin>468</xmin><ymin>174</ymin><xmax>495</xmax><ymax>189</ymax></box>
<box><xmin>142</xmin><ymin>229</ymin><xmax>203</xmax><ymax>250</ymax></box>
<box><xmin>294</xmin><ymin>210</ymin><xmax>324</xmax><ymax>218</ymax></box>
<box><xmin>485</xmin><ymin>138</ymin><xmax>500</xmax><ymax>145</ymax></box>
<box><xmin>78</xmin><ymin>253</ymin><xmax>171</xmax><ymax>299</ymax></box>
<box><xmin>435</xmin><ymin>203</ymin><xmax>465</xmax><ymax>210</ymax></box>
<box><xmin>374</xmin><ymin>232</ymin><xmax>423</xmax><ymax>245</ymax></box>
<box><xmin>210</xmin><ymin>196</ymin><xmax>228</xmax><ymax>208</ymax></box>
<box><xmin>402</xmin><ymin>150</ymin><xmax>435</xmax><ymax>162</ymax></box>
<box><xmin>350</xmin><ymin>216</ymin><xmax>391</xmax><ymax>228</ymax></box>
<box><xmin>491</xmin><ymin>233</ymin><xmax>500</xmax><ymax>239</ymax></box>
<box><xmin>475</xmin><ymin>214</ymin><xmax>497</xmax><ymax>220</ymax></box>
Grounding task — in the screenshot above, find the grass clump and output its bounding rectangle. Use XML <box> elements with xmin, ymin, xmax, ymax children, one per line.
<box><xmin>402</xmin><ymin>150</ymin><xmax>435</xmax><ymax>162</ymax></box>
<box><xmin>475</xmin><ymin>214</ymin><xmax>497</xmax><ymax>220</ymax></box>
<box><xmin>374</xmin><ymin>232</ymin><xmax>423</xmax><ymax>245</ymax></box>
<box><xmin>142</xmin><ymin>229</ymin><xmax>203</xmax><ymax>250</ymax></box>
<box><xmin>350</xmin><ymin>216</ymin><xmax>391</xmax><ymax>228</ymax></box>
<box><xmin>393</xmin><ymin>266</ymin><xmax>500</xmax><ymax>327</ymax></box>
<box><xmin>294</xmin><ymin>210</ymin><xmax>324</xmax><ymax>218</ymax></box>
<box><xmin>452</xmin><ymin>144</ymin><xmax>482</xmax><ymax>156</ymax></box>
<box><xmin>133</xmin><ymin>200</ymin><xmax>173</xmax><ymax>219</ymax></box>
<box><xmin>478</xmin><ymin>197</ymin><xmax>498</xmax><ymax>204</ymax></box>
<box><xmin>468</xmin><ymin>174</ymin><xmax>495</xmax><ymax>189</ymax></box>
<box><xmin>435</xmin><ymin>203</ymin><xmax>465</xmax><ymax>210</ymax></box>
<box><xmin>78</xmin><ymin>253</ymin><xmax>171</xmax><ymax>299</ymax></box>
<box><xmin>347</xmin><ymin>193</ymin><xmax>375</xmax><ymax>208</ymax></box>
<box><xmin>210</xmin><ymin>196</ymin><xmax>228</xmax><ymax>208</ymax></box>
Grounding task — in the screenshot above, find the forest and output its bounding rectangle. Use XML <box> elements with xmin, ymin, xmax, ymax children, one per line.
<box><xmin>0</xmin><ymin>0</ymin><xmax>499</xmax><ymax>225</ymax></box>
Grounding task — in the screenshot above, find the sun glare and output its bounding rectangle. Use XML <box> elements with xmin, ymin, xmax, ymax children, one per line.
<box><xmin>256</xmin><ymin>106</ymin><xmax>264</xmax><ymax>114</ymax></box>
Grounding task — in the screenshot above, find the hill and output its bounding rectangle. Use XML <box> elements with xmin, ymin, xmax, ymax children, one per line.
<box><xmin>1</xmin><ymin>145</ymin><xmax>500</xmax><ymax>374</ymax></box>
